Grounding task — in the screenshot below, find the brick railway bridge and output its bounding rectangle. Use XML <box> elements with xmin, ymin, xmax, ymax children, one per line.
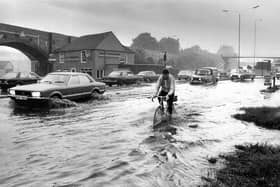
<box><xmin>0</xmin><ymin>23</ymin><xmax>76</xmax><ymax>75</ymax></box>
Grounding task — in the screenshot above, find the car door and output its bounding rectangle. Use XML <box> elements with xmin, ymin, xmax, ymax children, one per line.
<box><xmin>78</xmin><ymin>75</ymin><xmax>94</xmax><ymax>96</ymax></box>
<box><xmin>66</xmin><ymin>75</ymin><xmax>82</xmax><ymax>99</ymax></box>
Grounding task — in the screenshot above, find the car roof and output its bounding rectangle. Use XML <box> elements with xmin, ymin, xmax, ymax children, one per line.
<box><xmin>139</xmin><ymin>71</ymin><xmax>153</xmax><ymax>73</ymax></box>
<box><xmin>200</xmin><ymin>67</ymin><xmax>218</xmax><ymax>70</ymax></box>
<box><xmin>48</xmin><ymin>72</ymin><xmax>89</xmax><ymax>76</ymax></box>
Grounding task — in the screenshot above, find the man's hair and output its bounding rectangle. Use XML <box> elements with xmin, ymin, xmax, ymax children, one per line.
<box><xmin>162</xmin><ymin>69</ymin><xmax>169</xmax><ymax>75</ymax></box>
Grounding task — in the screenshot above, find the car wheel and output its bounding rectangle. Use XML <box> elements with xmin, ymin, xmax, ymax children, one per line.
<box><xmin>118</xmin><ymin>81</ymin><xmax>123</xmax><ymax>86</ymax></box>
<box><xmin>51</xmin><ymin>95</ymin><xmax>61</xmax><ymax>100</ymax></box>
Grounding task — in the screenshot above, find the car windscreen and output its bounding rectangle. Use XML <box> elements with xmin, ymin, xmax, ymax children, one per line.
<box><xmin>1</xmin><ymin>72</ymin><xmax>19</xmax><ymax>79</ymax></box>
<box><xmin>195</xmin><ymin>69</ymin><xmax>211</xmax><ymax>75</ymax></box>
<box><xmin>108</xmin><ymin>72</ymin><xmax>121</xmax><ymax>77</ymax></box>
<box><xmin>138</xmin><ymin>72</ymin><xmax>146</xmax><ymax>76</ymax></box>
<box><xmin>41</xmin><ymin>74</ymin><xmax>70</xmax><ymax>85</ymax></box>
<box><xmin>179</xmin><ymin>71</ymin><xmax>190</xmax><ymax>75</ymax></box>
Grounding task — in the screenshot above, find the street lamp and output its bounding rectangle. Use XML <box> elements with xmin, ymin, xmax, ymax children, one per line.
<box><xmin>253</xmin><ymin>18</ymin><xmax>262</xmax><ymax>67</ymax></box>
<box><xmin>222</xmin><ymin>5</ymin><xmax>260</xmax><ymax>71</ymax></box>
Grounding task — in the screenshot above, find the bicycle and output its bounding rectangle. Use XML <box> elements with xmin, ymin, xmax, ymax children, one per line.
<box><xmin>152</xmin><ymin>95</ymin><xmax>177</xmax><ymax>126</ymax></box>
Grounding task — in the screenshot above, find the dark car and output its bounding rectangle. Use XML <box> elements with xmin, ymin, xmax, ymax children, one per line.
<box><xmin>8</xmin><ymin>72</ymin><xmax>106</xmax><ymax>106</ymax></box>
<box><xmin>137</xmin><ymin>71</ymin><xmax>159</xmax><ymax>82</ymax></box>
<box><xmin>102</xmin><ymin>70</ymin><xmax>142</xmax><ymax>86</ymax></box>
<box><xmin>0</xmin><ymin>72</ymin><xmax>41</xmax><ymax>91</ymax></box>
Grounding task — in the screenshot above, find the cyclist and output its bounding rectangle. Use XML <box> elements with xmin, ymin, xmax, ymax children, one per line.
<box><xmin>153</xmin><ymin>69</ymin><xmax>175</xmax><ymax>116</ymax></box>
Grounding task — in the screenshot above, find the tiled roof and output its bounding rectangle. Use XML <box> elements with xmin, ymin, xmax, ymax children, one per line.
<box><xmin>58</xmin><ymin>32</ymin><xmax>112</xmax><ymax>52</ymax></box>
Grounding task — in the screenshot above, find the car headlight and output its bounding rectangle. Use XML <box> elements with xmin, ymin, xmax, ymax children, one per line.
<box><xmin>31</xmin><ymin>92</ymin><xmax>41</xmax><ymax>98</ymax></box>
<box><xmin>9</xmin><ymin>89</ymin><xmax>15</xmax><ymax>95</ymax></box>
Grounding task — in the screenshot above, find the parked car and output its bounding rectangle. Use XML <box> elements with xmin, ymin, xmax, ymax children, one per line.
<box><xmin>0</xmin><ymin>72</ymin><xmax>41</xmax><ymax>91</ymax></box>
<box><xmin>230</xmin><ymin>69</ymin><xmax>255</xmax><ymax>81</ymax></box>
<box><xmin>102</xmin><ymin>70</ymin><xmax>142</xmax><ymax>86</ymax></box>
<box><xmin>276</xmin><ymin>72</ymin><xmax>280</xmax><ymax>80</ymax></box>
<box><xmin>137</xmin><ymin>71</ymin><xmax>159</xmax><ymax>82</ymax></box>
<box><xmin>264</xmin><ymin>75</ymin><xmax>272</xmax><ymax>86</ymax></box>
<box><xmin>8</xmin><ymin>72</ymin><xmax>106</xmax><ymax>106</ymax></box>
<box><xmin>190</xmin><ymin>67</ymin><xmax>218</xmax><ymax>85</ymax></box>
<box><xmin>218</xmin><ymin>72</ymin><xmax>230</xmax><ymax>81</ymax></box>
<box><xmin>178</xmin><ymin>70</ymin><xmax>193</xmax><ymax>81</ymax></box>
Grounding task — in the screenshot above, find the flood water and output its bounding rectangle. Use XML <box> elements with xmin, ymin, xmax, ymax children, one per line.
<box><xmin>1</xmin><ymin>79</ymin><xmax>280</xmax><ymax>187</ymax></box>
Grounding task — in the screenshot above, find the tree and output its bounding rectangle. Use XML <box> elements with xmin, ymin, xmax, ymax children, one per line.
<box><xmin>146</xmin><ymin>57</ymin><xmax>154</xmax><ymax>64</ymax></box>
<box><xmin>159</xmin><ymin>37</ymin><xmax>180</xmax><ymax>54</ymax></box>
<box><xmin>134</xmin><ymin>48</ymin><xmax>146</xmax><ymax>64</ymax></box>
<box><xmin>131</xmin><ymin>33</ymin><xmax>159</xmax><ymax>50</ymax></box>
<box><xmin>217</xmin><ymin>45</ymin><xmax>237</xmax><ymax>57</ymax></box>
<box><xmin>217</xmin><ymin>45</ymin><xmax>238</xmax><ymax>71</ymax></box>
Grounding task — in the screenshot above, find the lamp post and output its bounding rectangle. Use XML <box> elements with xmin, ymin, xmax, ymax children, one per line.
<box><xmin>222</xmin><ymin>5</ymin><xmax>260</xmax><ymax>72</ymax></box>
<box><xmin>253</xmin><ymin>19</ymin><xmax>262</xmax><ymax>67</ymax></box>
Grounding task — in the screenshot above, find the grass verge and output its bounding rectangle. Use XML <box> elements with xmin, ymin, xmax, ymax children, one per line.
<box><xmin>233</xmin><ymin>107</ymin><xmax>280</xmax><ymax>130</ymax></box>
<box><xmin>203</xmin><ymin>144</ymin><xmax>280</xmax><ymax>187</ymax></box>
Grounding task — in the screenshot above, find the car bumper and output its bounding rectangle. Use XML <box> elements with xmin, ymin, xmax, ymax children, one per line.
<box><xmin>190</xmin><ymin>80</ymin><xmax>203</xmax><ymax>84</ymax></box>
<box><xmin>102</xmin><ymin>80</ymin><xmax>118</xmax><ymax>84</ymax></box>
<box><xmin>9</xmin><ymin>95</ymin><xmax>50</xmax><ymax>106</ymax></box>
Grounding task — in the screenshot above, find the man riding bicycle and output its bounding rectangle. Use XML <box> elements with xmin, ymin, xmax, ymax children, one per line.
<box><xmin>153</xmin><ymin>69</ymin><xmax>176</xmax><ymax>116</ymax></box>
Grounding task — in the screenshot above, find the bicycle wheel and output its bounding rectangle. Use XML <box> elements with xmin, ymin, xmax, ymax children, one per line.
<box><xmin>153</xmin><ymin>106</ymin><xmax>164</xmax><ymax>126</ymax></box>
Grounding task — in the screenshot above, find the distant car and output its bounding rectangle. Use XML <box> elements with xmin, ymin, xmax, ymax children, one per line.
<box><xmin>0</xmin><ymin>72</ymin><xmax>41</xmax><ymax>91</ymax></box>
<box><xmin>190</xmin><ymin>67</ymin><xmax>218</xmax><ymax>85</ymax></box>
<box><xmin>264</xmin><ymin>75</ymin><xmax>272</xmax><ymax>86</ymax></box>
<box><xmin>276</xmin><ymin>72</ymin><xmax>280</xmax><ymax>80</ymax></box>
<box><xmin>8</xmin><ymin>72</ymin><xmax>106</xmax><ymax>106</ymax></box>
<box><xmin>230</xmin><ymin>69</ymin><xmax>255</xmax><ymax>81</ymax></box>
<box><xmin>218</xmin><ymin>72</ymin><xmax>230</xmax><ymax>81</ymax></box>
<box><xmin>178</xmin><ymin>70</ymin><xmax>193</xmax><ymax>81</ymax></box>
<box><xmin>137</xmin><ymin>71</ymin><xmax>159</xmax><ymax>82</ymax></box>
<box><xmin>102</xmin><ymin>70</ymin><xmax>142</xmax><ymax>86</ymax></box>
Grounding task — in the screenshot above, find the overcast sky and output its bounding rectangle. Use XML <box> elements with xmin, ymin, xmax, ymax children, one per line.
<box><xmin>0</xmin><ymin>0</ymin><xmax>279</xmax><ymax>58</ymax></box>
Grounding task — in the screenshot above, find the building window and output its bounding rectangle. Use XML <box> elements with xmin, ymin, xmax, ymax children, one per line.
<box><xmin>81</xmin><ymin>68</ymin><xmax>93</xmax><ymax>77</ymax></box>
<box><xmin>97</xmin><ymin>70</ymin><xmax>100</xmax><ymax>78</ymax></box>
<box><xmin>96</xmin><ymin>69</ymin><xmax>105</xmax><ymax>79</ymax></box>
<box><xmin>59</xmin><ymin>52</ymin><xmax>64</xmax><ymax>63</ymax></box>
<box><xmin>81</xmin><ymin>50</ymin><xmax>88</xmax><ymax>63</ymax></box>
<box><xmin>120</xmin><ymin>55</ymin><xmax>127</xmax><ymax>64</ymax></box>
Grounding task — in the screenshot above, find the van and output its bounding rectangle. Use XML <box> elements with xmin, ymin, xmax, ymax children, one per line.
<box><xmin>190</xmin><ymin>67</ymin><xmax>218</xmax><ymax>85</ymax></box>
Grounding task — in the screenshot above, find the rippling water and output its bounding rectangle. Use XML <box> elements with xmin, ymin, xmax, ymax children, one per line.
<box><xmin>1</xmin><ymin>79</ymin><xmax>280</xmax><ymax>187</ymax></box>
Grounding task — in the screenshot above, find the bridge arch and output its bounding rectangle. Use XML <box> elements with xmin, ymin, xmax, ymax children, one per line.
<box><xmin>0</xmin><ymin>39</ymin><xmax>51</xmax><ymax>75</ymax></box>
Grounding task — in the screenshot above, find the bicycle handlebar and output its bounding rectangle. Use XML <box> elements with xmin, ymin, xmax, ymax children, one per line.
<box><xmin>151</xmin><ymin>95</ymin><xmax>178</xmax><ymax>102</ymax></box>
<box><xmin>152</xmin><ymin>96</ymin><xmax>166</xmax><ymax>102</ymax></box>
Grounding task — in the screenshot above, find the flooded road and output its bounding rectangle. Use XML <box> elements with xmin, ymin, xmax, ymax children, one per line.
<box><xmin>1</xmin><ymin>79</ymin><xmax>280</xmax><ymax>187</ymax></box>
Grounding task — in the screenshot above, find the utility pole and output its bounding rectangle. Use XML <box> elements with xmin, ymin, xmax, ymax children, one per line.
<box><xmin>222</xmin><ymin>5</ymin><xmax>260</xmax><ymax>73</ymax></box>
<box><xmin>163</xmin><ymin>51</ymin><xmax>167</xmax><ymax>67</ymax></box>
<box><xmin>253</xmin><ymin>19</ymin><xmax>262</xmax><ymax>67</ymax></box>
<box><xmin>238</xmin><ymin>13</ymin><xmax>241</xmax><ymax>71</ymax></box>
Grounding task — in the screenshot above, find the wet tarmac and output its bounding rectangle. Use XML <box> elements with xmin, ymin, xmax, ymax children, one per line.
<box><xmin>1</xmin><ymin>79</ymin><xmax>280</xmax><ymax>187</ymax></box>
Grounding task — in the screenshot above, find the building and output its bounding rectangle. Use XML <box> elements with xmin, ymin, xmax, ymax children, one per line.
<box><xmin>255</xmin><ymin>60</ymin><xmax>271</xmax><ymax>76</ymax></box>
<box><xmin>0</xmin><ymin>61</ymin><xmax>13</xmax><ymax>76</ymax></box>
<box><xmin>272</xmin><ymin>59</ymin><xmax>280</xmax><ymax>72</ymax></box>
<box><xmin>53</xmin><ymin>31</ymin><xmax>135</xmax><ymax>79</ymax></box>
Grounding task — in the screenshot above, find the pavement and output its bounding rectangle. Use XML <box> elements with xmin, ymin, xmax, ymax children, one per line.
<box><xmin>0</xmin><ymin>95</ymin><xmax>8</xmax><ymax>99</ymax></box>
